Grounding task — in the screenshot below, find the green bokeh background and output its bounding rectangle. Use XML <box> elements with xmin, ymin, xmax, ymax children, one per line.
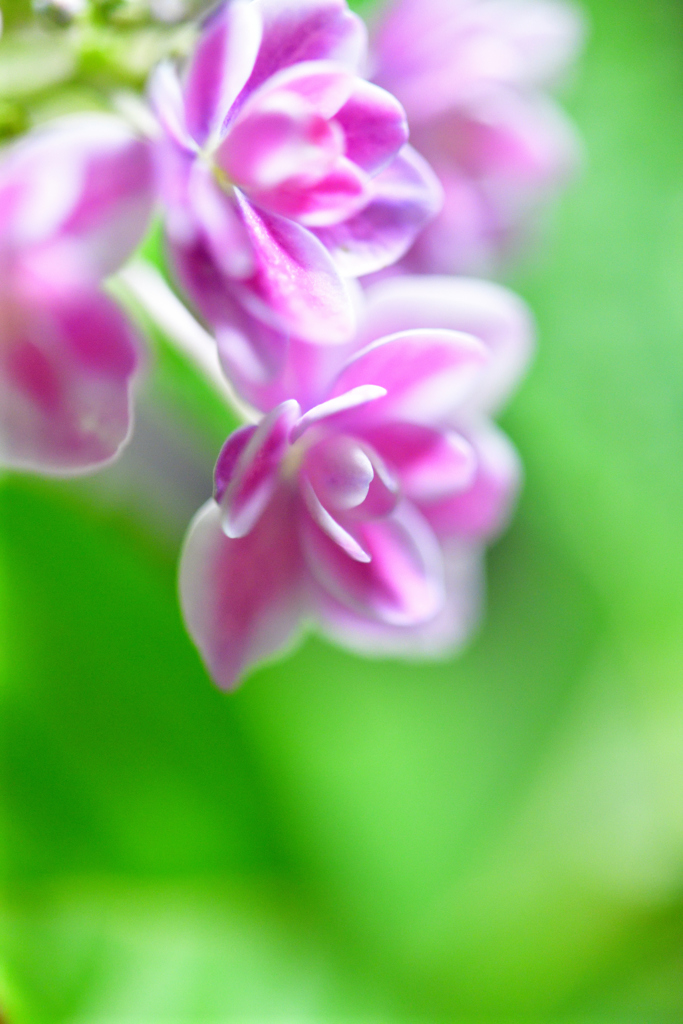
<box><xmin>4</xmin><ymin>0</ymin><xmax>683</xmax><ymax>1019</ymax></box>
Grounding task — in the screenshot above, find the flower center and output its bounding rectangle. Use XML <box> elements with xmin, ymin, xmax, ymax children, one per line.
<box><xmin>280</xmin><ymin>426</ymin><xmax>322</xmax><ymax>483</ymax></box>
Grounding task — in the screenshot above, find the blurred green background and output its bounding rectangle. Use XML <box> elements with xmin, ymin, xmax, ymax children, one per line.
<box><xmin>4</xmin><ymin>0</ymin><xmax>683</xmax><ymax>1019</ymax></box>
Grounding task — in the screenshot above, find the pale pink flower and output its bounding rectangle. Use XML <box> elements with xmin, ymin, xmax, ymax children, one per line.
<box><xmin>179</xmin><ymin>275</ymin><xmax>533</xmax><ymax>688</ymax></box>
<box><xmin>372</xmin><ymin>0</ymin><xmax>585</xmax><ymax>274</ymax></box>
<box><xmin>150</xmin><ymin>0</ymin><xmax>442</xmax><ymax>375</ymax></box>
<box><xmin>0</xmin><ymin>115</ymin><xmax>155</xmax><ymax>475</ymax></box>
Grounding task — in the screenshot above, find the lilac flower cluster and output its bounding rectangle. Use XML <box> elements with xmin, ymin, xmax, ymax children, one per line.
<box><xmin>0</xmin><ymin>0</ymin><xmax>583</xmax><ymax>687</ymax></box>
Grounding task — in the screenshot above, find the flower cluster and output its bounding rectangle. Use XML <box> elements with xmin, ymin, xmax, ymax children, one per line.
<box><xmin>0</xmin><ymin>0</ymin><xmax>583</xmax><ymax>687</ymax></box>
<box><xmin>372</xmin><ymin>0</ymin><xmax>584</xmax><ymax>274</ymax></box>
<box><xmin>180</xmin><ymin>275</ymin><xmax>532</xmax><ymax>686</ymax></box>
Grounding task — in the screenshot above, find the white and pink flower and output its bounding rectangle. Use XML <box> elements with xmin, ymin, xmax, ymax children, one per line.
<box><xmin>0</xmin><ymin>115</ymin><xmax>154</xmax><ymax>475</ymax></box>
<box><xmin>179</xmin><ymin>275</ymin><xmax>533</xmax><ymax>688</ymax></box>
<box><xmin>150</xmin><ymin>0</ymin><xmax>442</xmax><ymax>375</ymax></box>
<box><xmin>372</xmin><ymin>0</ymin><xmax>585</xmax><ymax>274</ymax></box>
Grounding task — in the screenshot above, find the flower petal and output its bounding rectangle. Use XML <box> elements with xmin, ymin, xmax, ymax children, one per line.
<box><xmin>2</xmin><ymin>115</ymin><xmax>155</xmax><ymax>282</ymax></box>
<box><xmin>312</xmin><ymin>145</ymin><xmax>443</xmax><ymax>275</ymax></box>
<box><xmin>335</xmin><ymin>79</ymin><xmax>408</xmax><ymax>174</ymax></box>
<box><xmin>0</xmin><ymin>290</ymin><xmax>138</xmax><ymax>475</ymax></box>
<box><xmin>329</xmin><ymin>328</ymin><xmax>488</xmax><ymax>427</ymax></box>
<box><xmin>236</xmin><ymin>59</ymin><xmax>356</xmax><ymax>122</ymax></box>
<box><xmin>291</xmin><ymin>383</ymin><xmax>386</xmax><ymax>441</ymax></box>
<box><xmin>421</xmin><ymin>422</ymin><xmax>521</xmax><ymax>541</ymax></box>
<box><xmin>184</xmin><ymin>0</ymin><xmax>263</xmax><ymax>144</ymax></box>
<box><xmin>360</xmin><ymin>421</ymin><xmax>476</xmax><ymax>501</ymax></box>
<box><xmin>314</xmin><ymin>537</ymin><xmax>482</xmax><ymax>657</ymax></box>
<box><xmin>373</xmin><ymin>0</ymin><xmax>507</xmax><ymax>122</ymax></box>
<box><xmin>232</xmin><ymin>190</ymin><xmax>356</xmax><ymax>344</ymax></box>
<box><xmin>373</xmin><ymin>0</ymin><xmax>583</xmax><ymax>122</ymax></box>
<box><xmin>214</xmin><ymin>424</ymin><xmax>258</xmax><ymax>503</ymax></box>
<box><xmin>301</xmin><ymin>477</ymin><xmax>372</xmax><ymax>562</ymax></box>
<box><xmin>219</xmin><ymin>399</ymin><xmax>300</xmax><ymax>539</ymax></box>
<box><xmin>300</xmin><ymin>498</ymin><xmax>445</xmax><ymax>625</ymax></box>
<box><xmin>302</xmin><ymin>429</ymin><xmax>399</xmax><ymax>522</ymax></box>
<box><xmin>187</xmin><ymin>162</ymin><xmax>255</xmax><ymax>279</ymax></box>
<box><xmin>243</xmin><ymin>0</ymin><xmax>367</xmax><ymax>99</ymax></box>
<box><xmin>217</xmin><ymin>63</ymin><xmax>371</xmax><ymax>225</ymax></box>
<box><xmin>302</xmin><ymin>433</ymin><xmax>374</xmax><ymax>511</ymax></box>
<box><xmin>361</xmin><ymin>275</ymin><xmax>534</xmax><ymax>414</ymax></box>
<box><xmin>169</xmin><ymin>236</ymin><xmax>287</xmax><ymax>386</ymax></box>
<box><xmin>250</xmin><ymin>158</ymin><xmax>371</xmax><ymax>228</ymax></box>
<box><xmin>352</xmin><ymin>445</ymin><xmax>399</xmax><ymax>518</ymax></box>
<box><xmin>149</xmin><ymin>61</ymin><xmax>197</xmax><ymax>152</ymax></box>
<box><xmin>404</xmin><ymin>92</ymin><xmax>581</xmax><ymax>274</ymax></box>
<box><xmin>442</xmin><ymin>90</ymin><xmax>581</xmax><ymax>186</ymax></box>
<box><xmin>217</xmin><ymin>89</ymin><xmax>345</xmax><ymax>193</ymax></box>
<box><xmin>179</xmin><ymin>495</ymin><xmax>306</xmax><ymax>690</ymax></box>
<box><xmin>226</xmin><ymin>330</ymin><xmax>352</xmax><ymax>414</ymax></box>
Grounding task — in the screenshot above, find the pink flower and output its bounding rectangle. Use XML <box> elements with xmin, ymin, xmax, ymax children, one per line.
<box><xmin>0</xmin><ymin>115</ymin><xmax>155</xmax><ymax>475</ymax></box>
<box><xmin>179</xmin><ymin>275</ymin><xmax>533</xmax><ymax>688</ymax></box>
<box><xmin>150</xmin><ymin>0</ymin><xmax>442</xmax><ymax>372</ymax></box>
<box><xmin>372</xmin><ymin>0</ymin><xmax>584</xmax><ymax>274</ymax></box>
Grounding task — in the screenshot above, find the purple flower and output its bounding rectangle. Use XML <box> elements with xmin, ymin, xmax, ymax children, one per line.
<box><xmin>179</xmin><ymin>275</ymin><xmax>533</xmax><ymax>688</ymax></box>
<box><xmin>150</xmin><ymin>0</ymin><xmax>442</xmax><ymax>370</ymax></box>
<box><xmin>372</xmin><ymin>0</ymin><xmax>584</xmax><ymax>274</ymax></box>
<box><xmin>0</xmin><ymin>115</ymin><xmax>155</xmax><ymax>475</ymax></box>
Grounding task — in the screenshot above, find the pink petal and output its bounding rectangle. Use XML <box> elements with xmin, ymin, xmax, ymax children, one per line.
<box><xmin>301</xmin><ymin>427</ymin><xmax>399</xmax><ymax>518</ymax></box>
<box><xmin>361</xmin><ymin>275</ymin><xmax>534</xmax><ymax>414</ymax></box>
<box><xmin>335</xmin><ymin>79</ymin><xmax>408</xmax><ymax>173</ymax></box>
<box><xmin>291</xmin><ymin>383</ymin><xmax>386</xmax><ymax>441</ymax></box>
<box><xmin>179</xmin><ymin>494</ymin><xmax>307</xmax><ymax>690</ymax></box>
<box><xmin>169</xmin><ymin>237</ymin><xmax>288</xmax><ymax>386</ymax></box>
<box><xmin>149</xmin><ymin>61</ymin><xmax>197</xmax><ymax>152</ymax></box>
<box><xmin>187</xmin><ymin>162</ymin><xmax>255</xmax><ymax>279</ymax></box>
<box><xmin>421</xmin><ymin>423</ymin><xmax>521</xmax><ymax>541</ymax></box>
<box><xmin>373</xmin><ymin>0</ymin><xmax>510</xmax><ymax>122</ymax></box>
<box><xmin>216</xmin><ymin>319</ymin><xmax>286</xmax><ymax>388</ymax></box>
<box><xmin>243</xmin><ymin>0</ymin><xmax>367</xmax><ymax>100</ymax></box>
<box><xmin>314</xmin><ymin>537</ymin><xmax>482</xmax><ymax>657</ymax></box>
<box><xmin>214</xmin><ymin>424</ymin><xmax>258</xmax><ymax>502</ymax></box>
<box><xmin>0</xmin><ymin>175</ymin><xmax>23</xmax><ymax>238</ymax></box>
<box><xmin>217</xmin><ymin>90</ymin><xmax>345</xmax><ymax>192</ymax></box>
<box><xmin>353</xmin><ymin>446</ymin><xmax>399</xmax><ymax>518</ymax></box>
<box><xmin>445</xmin><ymin>90</ymin><xmax>580</xmax><ymax>185</ymax></box>
<box><xmin>300</xmin><ymin>498</ymin><xmax>445</xmax><ymax>625</ymax></box>
<box><xmin>236</xmin><ymin>60</ymin><xmax>356</xmax><ymax>122</ymax></box>
<box><xmin>0</xmin><ymin>290</ymin><xmax>138</xmax><ymax>475</ymax></box>
<box><xmin>398</xmin><ymin>160</ymin><xmax>497</xmax><ymax>275</ymax></box>
<box><xmin>217</xmin><ymin>63</ymin><xmax>371</xmax><ymax>225</ymax></box>
<box><xmin>374</xmin><ymin>0</ymin><xmax>585</xmax><ymax>123</ymax></box>
<box><xmin>403</xmin><ymin>93</ymin><xmax>581</xmax><ymax>274</ymax></box>
<box><xmin>41</xmin><ymin>127</ymin><xmax>154</xmax><ymax>281</ymax></box>
<box><xmin>301</xmin><ymin>439</ymin><xmax>398</xmax><ymax>555</ymax></box>
<box><xmin>153</xmin><ymin>135</ymin><xmax>197</xmax><ymax>246</ymax></box>
<box><xmin>223</xmin><ymin>331</ymin><xmax>352</xmax><ymax>415</ymax></box>
<box><xmin>329</xmin><ymin>328</ymin><xmax>488</xmax><ymax>427</ymax></box>
<box><xmin>0</xmin><ymin>127</ymin><xmax>91</xmax><ymax>247</ymax></box>
<box><xmin>2</xmin><ymin>115</ymin><xmax>155</xmax><ymax>282</ymax></box>
<box><xmin>184</xmin><ymin>0</ymin><xmax>263</xmax><ymax>144</ymax></box>
<box><xmin>232</xmin><ymin>190</ymin><xmax>355</xmax><ymax>344</ymax></box>
<box><xmin>249</xmin><ymin>158</ymin><xmax>371</xmax><ymax>228</ymax></box>
<box><xmin>301</xmin><ymin>477</ymin><xmax>371</xmax><ymax>562</ymax></box>
<box><xmin>219</xmin><ymin>400</ymin><xmax>300</xmax><ymax>539</ymax></box>
<box><xmin>360</xmin><ymin>421</ymin><xmax>476</xmax><ymax>501</ymax></box>
<box><xmin>312</xmin><ymin>145</ymin><xmax>443</xmax><ymax>276</ymax></box>
<box><xmin>302</xmin><ymin>433</ymin><xmax>374</xmax><ymax>510</ymax></box>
